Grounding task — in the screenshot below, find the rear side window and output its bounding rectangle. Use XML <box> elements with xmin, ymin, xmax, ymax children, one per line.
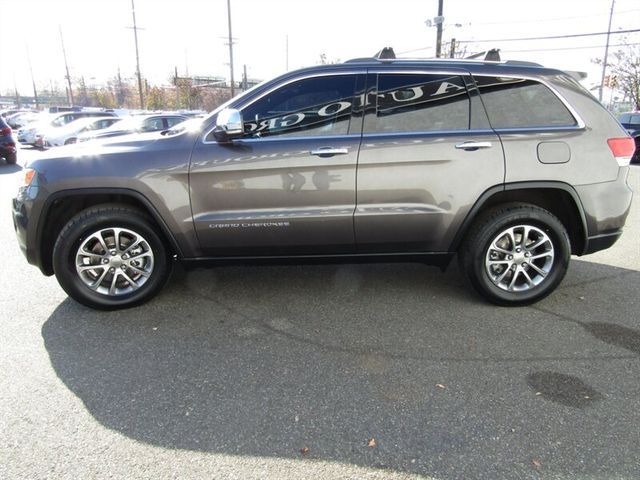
<box><xmin>365</xmin><ymin>74</ymin><xmax>470</xmax><ymax>133</ymax></box>
<box><xmin>474</xmin><ymin>76</ymin><xmax>577</xmax><ymax>129</ymax></box>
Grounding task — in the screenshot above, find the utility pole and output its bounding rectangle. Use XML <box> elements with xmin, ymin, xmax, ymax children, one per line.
<box><xmin>598</xmin><ymin>0</ymin><xmax>615</xmax><ymax>102</ymax></box>
<box><xmin>59</xmin><ymin>26</ymin><xmax>74</xmax><ymax>106</ymax></box>
<box><xmin>13</xmin><ymin>77</ymin><xmax>21</xmax><ymax>108</ymax></box>
<box><xmin>243</xmin><ymin>64</ymin><xmax>248</xmax><ymax>91</ymax></box>
<box><xmin>435</xmin><ymin>0</ymin><xmax>444</xmax><ymax>58</ymax></box>
<box><xmin>26</xmin><ymin>44</ymin><xmax>39</xmax><ymax>109</ymax></box>
<box><xmin>130</xmin><ymin>0</ymin><xmax>144</xmax><ymax>109</ymax></box>
<box><xmin>226</xmin><ymin>0</ymin><xmax>235</xmax><ymax>97</ymax></box>
<box><xmin>449</xmin><ymin>38</ymin><xmax>456</xmax><ymax>58</ymax></box>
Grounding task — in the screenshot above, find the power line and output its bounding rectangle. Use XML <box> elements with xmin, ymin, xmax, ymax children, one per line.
<box><xmin>458</xmin><ymin>28</ymin><xmax>640</xmax><ymax>44</ymax></box>
<box><xmin>467</xmin><ymin>8</ymin><xmax>640</xmax><ymax>27</ymax></box>
<box><xmin>502</xmin><ymin>42</ymin><xmax>640</xmax><ymax>53</ymax></box>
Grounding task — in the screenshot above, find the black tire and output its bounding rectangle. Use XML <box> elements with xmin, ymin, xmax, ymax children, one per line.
<box><xmin>64</xmin><ymin>138</ymin><xmax>76</xmax><ymax>145</ymax></box>
<box><xmin>5</xmin><ymin>152</ymin><xmax>17</xmax><ymax>164</ymax></box>
<box><xmin>52</xmin><ymin>204</ymin><xmax>172</xmax><ymax>310</ymax></box>
<box><xmin>459</xmin><ymin>203</ymin><xmax>570</xmax><ymax>306</ymax></box>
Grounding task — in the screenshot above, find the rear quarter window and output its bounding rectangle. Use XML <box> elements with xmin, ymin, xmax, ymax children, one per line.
<box><xmin>474</xmin><ymin>76</ymin><xmax>577</xmax><ymax>129</ymax></box>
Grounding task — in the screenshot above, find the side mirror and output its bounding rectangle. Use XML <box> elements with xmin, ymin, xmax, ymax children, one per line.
<box><xmin>213</xmin><ymin>108</ymin><xmax>244</xmax><ymax>143</ymax></box>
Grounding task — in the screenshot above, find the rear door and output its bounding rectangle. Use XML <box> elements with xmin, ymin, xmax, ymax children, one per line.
<box><xmin>355</xmin><ymin>69</ymin><xmax>504</xmax><ymax>253</ymax></box>
<box><xmin>189</xmin><ymin>71</ymin><xmax>366</xmax><ymax>256</ymax></box>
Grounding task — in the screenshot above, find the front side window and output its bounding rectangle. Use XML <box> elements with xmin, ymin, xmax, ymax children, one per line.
<box><xmin>241</xmin><ymin>75</ymin><xmax>357</xmax><ymax>139</ymax></box>
<box><xmin>474</xmin><ymin>76</ymin><xmax>577</xmax><ymax>129</ymax></box>
<box><xmin>364</xmin><ymin>74</ymin><xmax>471</xmax><ymax>134</ymax></box>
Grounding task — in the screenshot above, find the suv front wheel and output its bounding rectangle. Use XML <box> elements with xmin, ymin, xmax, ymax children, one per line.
<box><xmin>459</xmin><ymin>203</ymin><xmax>571</xmax><ymax>306</ymax></box>
<box><xmin>52</xmin><ymin>204</ymin><xmax>171</xmax><ymax>310</ymax></box>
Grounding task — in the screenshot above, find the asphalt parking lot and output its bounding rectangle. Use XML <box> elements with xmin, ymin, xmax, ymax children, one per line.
<box><xmin>1</xmin><ymin>146</ymin><xmax>639</xmax><ymax>480</ymax></box>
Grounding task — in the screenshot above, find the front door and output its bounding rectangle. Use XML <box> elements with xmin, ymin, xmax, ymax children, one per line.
<box><xmin>190</xmin><ymin>73</ymin><xmax>365</xmax><ymax>257</ymax></box>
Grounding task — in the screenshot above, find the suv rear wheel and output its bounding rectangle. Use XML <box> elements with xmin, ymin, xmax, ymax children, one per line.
<box><xmin>52</xmin><ymin>204</ymin><xmax>171</xmax><ymax>309</ymax></box>
<box><xmin>459</xmin><ymin>203</ymin><xmax>570</xmax><ymax>306</ymax></box>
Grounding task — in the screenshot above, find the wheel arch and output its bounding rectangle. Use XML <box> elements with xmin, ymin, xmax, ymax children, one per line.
<box><xmin>451</xmin><ymin>182</ymin><xmax>588</xmax><ymax>256</ymax></box>
<box><xmin>36</xmin><ymin>188</ymin><xmax>183</xmax><ymax>276</ymax></box>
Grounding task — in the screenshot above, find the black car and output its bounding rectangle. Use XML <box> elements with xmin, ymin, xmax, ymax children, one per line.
<box><xmin>0</xmin><ymin>116</ymin><xmax>17</xmax><ymax>165</ymax></box>
<box><xmin>619</xmin><ymin>111</ymin><xmax>640</xmax><ymax>163</ymax></box>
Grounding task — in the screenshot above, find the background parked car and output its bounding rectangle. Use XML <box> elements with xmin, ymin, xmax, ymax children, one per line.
<box><xmin>6</xmin><ymin>111</ymin><xmax>42</xmax><ymax>129</ymax></box>
<box><xmin>77</xmin><ymin>114</ymin><xmax>187</xmax><ymax>142</ymax></box>
<box><xmin>17</xmin><ymin>110</ymin><xmax>117</xmax><ymax>146</ymax></box>
<box><xmin>619</xmin><ymin>111</ymin><xmax>640</xmax><ymax>163</ymax></box>
<box><xmin>37</xmin><ymin>116</ymin><xmax>123</xmax><ymax>148</ymax></box>
<box><xmin>0</xmin><ymin>116</ymin><xmax>17</xmax><ymax>165</ymax></box>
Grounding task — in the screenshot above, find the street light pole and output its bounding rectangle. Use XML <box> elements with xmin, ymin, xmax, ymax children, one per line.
<box><xmin>227</xmin><ymin>0</ymin><xmax>235</xmax><ymax>97</ymax></box>
<box><xmin>435</xmin><ymin>0</ymin><xmax>444</xmax><ymax>58</ymax></box>
<box><xmin>598</xmin><ymin>0</ymin><xmax>615</xmax><ymax>103</ymax></box>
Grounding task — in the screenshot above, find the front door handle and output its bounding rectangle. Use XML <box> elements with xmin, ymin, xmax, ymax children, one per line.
<box><xmin>455</xmin><ymin>141</ymin><xmax>493</xmax><ymax>151</ymax></box>
<box><xmin>310</xmin><ymin>147</ymin><xmax>349</xmax><ymax>157</ymax></box>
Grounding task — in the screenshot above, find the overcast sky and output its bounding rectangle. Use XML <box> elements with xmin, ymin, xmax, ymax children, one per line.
<box><xmin>0</xmin><ymin>0</ymin><xmax>638</xmax><ymax>96</ymax></box>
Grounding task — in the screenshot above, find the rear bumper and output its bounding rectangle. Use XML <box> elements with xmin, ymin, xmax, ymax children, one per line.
<box><xmin>583</xmin><ymin>231</ymin><xmax>622</xmax><ymax>255</ymax></box>
<box><xmin>575</xmin><ymin>167</ymin><xmax>633</xmax><ymax>255</ymax></box>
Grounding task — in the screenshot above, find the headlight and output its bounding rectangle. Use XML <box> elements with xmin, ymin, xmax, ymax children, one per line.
<box><xmin>23</xmin><ymin>169</ymin><xmax>36</xmax><ymax>187</ymax></box>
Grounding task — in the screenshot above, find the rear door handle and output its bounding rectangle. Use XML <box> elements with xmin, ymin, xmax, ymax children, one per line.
<box><xmin>455</xmin><ymin>141</ymin><xmax>493</xmax><ymax>151</ymax></box>
<box><xmin>310</xmin><ymin>147</ymin><xmax>349</xmax><ymax>157</ymax></box>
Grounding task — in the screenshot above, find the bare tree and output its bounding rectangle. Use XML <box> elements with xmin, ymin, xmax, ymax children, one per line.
<box><xmin>596</xmin><ymin>39</ymin><xmax>640</xmax><ymax>110</ymax></box>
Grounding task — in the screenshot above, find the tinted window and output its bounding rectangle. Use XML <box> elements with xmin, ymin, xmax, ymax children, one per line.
<box><xmin>364</xmin><ymin>74</ymin><xmax>470</xmax><ymax>133</ymax></box>
<box><xmin>241</xmin><ymin>75</ymin><xmax>357</xmax><ymax>138</ymax></box>
<box><xmin>475</xmin><ymin>76</ymin><xmax>577</xmax><ymax>128</ymax></box>
<box><xmin>166</xmin><ymin>117</ymin><xmax>184</xmax><ymax>128</ymax></box>
<box><xmin>141</xmin><ymin>118</ymin><xmax>164</xmax><ymax>131</ymax></box>
<box><xmin>630</xmin><ymin>115</ymin><xmax>640</xmax><ymax>126</ymax></box>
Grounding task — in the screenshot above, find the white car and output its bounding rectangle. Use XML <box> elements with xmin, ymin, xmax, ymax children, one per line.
<box><xmin>17</xmin><ymin>110</ymin><xmax>117</xmax><ymax>146</ymax></box>
<box><xmin>39</xmin><ymin>116</ymin><xmax>122</xmax><ymax>148</ymax></box>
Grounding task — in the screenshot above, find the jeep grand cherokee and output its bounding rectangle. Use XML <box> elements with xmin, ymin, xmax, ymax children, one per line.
<box><xmin>12</xmin><ymin>56</ymin><xmax>634</xmax><ymax>309</ymax></box>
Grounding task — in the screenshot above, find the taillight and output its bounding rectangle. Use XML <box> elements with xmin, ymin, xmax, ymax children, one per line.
<box><xmin>0</xmin><ymin>127</ymin><xmax>11</xmax><ymax>136</ymax></box>
<box><xmin>607</xmin><ymin>137</ymin><xmax>636</xmax><ymax>167</ymax></box>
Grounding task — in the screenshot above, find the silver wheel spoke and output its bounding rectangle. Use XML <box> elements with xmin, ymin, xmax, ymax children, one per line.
<box><xmin>530</xmin><ymin>252</ymin><xmax>553</xmax><ymax>260</ymax></box>
<box><xmin>522</xmin><ymin>269</ymin><xmax>535</xmax><ymax>287</ymax></box>
<box><xmin>508</xmin><ymin>268</ymin><xmax>520</xmax><ymax>290</ymax></box>
<box><xmin>79</xmin><ymin>251</ymin><xmax>106</xmax><ymax>260</ymax></box>
<box><xmin>90</xmin><ymin>231</ymin><xmax>109</xmax><ymax>254</ymax></box>
<box><xmin>528</xmin><ymin>262</ymin><xmax>547</xmax><ymax>277</ymax></box>
<box><xmin>488</xmin><ymin>259</ymin><xmax>510</xmax><ymax>265</ymax></box>
<box><xmin>113</xmin><ymin>228</ymin><xmax>122</xmax><ymax>252</ymax></box>
<box><xmin>496</xmin><ymin>267</ymin><xmax>511</xmax><ymax>284</ymax></box>
<box><xmin>526</xmin><ymin>237</ymin><xmax>548</xmax><ymax>251</ymax></box>
<box><xmin>78</xmin><ymin>264</ymin><xmax>106</xmax><ymax>272</ymax></box>
<box><xmin>490</xmin><ymin>245</ymin><xmax>512</xmax><ymax>255</ymax></box>
<box><xmin>128</xmin><ymin>251</ymin><xmax>152</xmax><ymax>261</ymax></box>
<box><xmin>127</xmin><ymin>265</ymin><xmax>151</xmax><ymax>278</ymax></box>
<box><xmin>109</xmin><ymin>272</ymin><xmax>120</xmax><ymax>295</ymax></box>
<box><xmin>90</xmin><ymin>268</ymin><xmax>109</xmax><ymax>290</ymax></box>
<box><xmin>123</xmin><ymin>238</ymin><xmax>142</xmax><ymax>255</ymax></box>
<box><xmin>120</xmin><ymin>270</ymin><xmax>140</xmax><ymax>290</ymax></box>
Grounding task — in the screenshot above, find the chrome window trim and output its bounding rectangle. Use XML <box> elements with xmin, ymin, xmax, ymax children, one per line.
<box><xmin>230</xmin><ymin>133</ymin><xmax>362</xmax><ymax>144</ymax></box>
<box><xmin>362</xmin><ymin>129</ymin><xmax>497</xmax><ymax>139</ymax></box>
<box><xmin>202</xmin><ymin>69</ymin><xmax>366</xmax><ymax>145</ymax></box>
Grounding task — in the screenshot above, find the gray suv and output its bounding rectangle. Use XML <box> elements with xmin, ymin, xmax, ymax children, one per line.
<box><xmin>12</xmin><ymin>56</ymin><xmax>635</xmax><ymax>309</ymax></box>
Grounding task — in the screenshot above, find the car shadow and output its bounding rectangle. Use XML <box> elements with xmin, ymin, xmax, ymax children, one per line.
<box><xmin>41</xmin><ymin>259</ymin><xmax>640</xmax><ymax>478</ymax></box>
<box><xmin>0</xmin><ymin>162</ymin><xmax>21</xmax><ymax>173</ymax></box>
